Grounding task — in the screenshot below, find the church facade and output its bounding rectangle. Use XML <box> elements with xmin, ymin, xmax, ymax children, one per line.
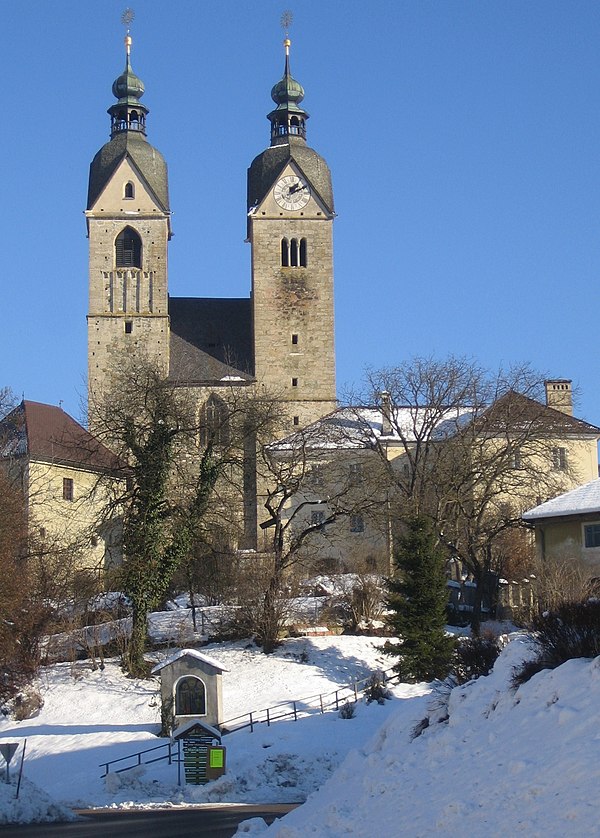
<box><xmin>86</xmin><ymin>34</ymin><xmax>337</xmax><ymax>443</ymax></box>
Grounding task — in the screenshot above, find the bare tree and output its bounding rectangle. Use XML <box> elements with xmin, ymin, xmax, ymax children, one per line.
<box><xmin>253</xmin><ymin>421</ymin><xmax>387</xmax><ymax>652</ymax></box>
<box><xmin>363</xmin><ymin>357</ymin><xmax>583</xmax><ymax>633</ymax></box>
<box><xmin>88</xmin><ymin>356</ymin><xmax>279</xmax><ymax>675</ymax></box>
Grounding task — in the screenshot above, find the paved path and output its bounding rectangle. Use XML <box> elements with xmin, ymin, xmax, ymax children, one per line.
<box><xmin>0</xmin><ymin>803</ymin><xmax>299</xmax><ymax>837</ymax></box>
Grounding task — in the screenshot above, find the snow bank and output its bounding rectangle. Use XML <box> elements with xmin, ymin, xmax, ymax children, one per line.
<box><xmin>253</xmin><ymin>635</ymin><xmax>600</xmax><ymax>837</ymax></box>
<box><xmin>0</xmin><ymin>775</ymin><xmax>74</xmax><ymax>825</ymax></box>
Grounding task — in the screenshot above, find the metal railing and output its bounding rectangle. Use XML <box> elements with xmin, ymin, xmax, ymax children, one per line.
<box><xmin>100</xmin><ymin>738</ymin><xmax>181</xmax><ymax>778</ymax></box>
<box><xmin>220</xmin><ymin>667</ymin><xmax>399</xmax><ymax>733</ymax></box>
<box><xmin>99</xmin><ymin>667</ymin><xmax>399</xmax><ymax>778</ymax></box>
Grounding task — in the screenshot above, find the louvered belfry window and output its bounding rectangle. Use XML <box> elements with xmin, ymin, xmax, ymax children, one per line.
<box><xmin>115</xmin><ymin>227</ymin><xmax>142</xmax><ymax>268</ymax></box>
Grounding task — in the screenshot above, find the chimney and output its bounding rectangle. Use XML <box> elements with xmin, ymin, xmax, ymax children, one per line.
<box><xmin>381</xmin><ymin>391</ymin><xmax>392</xmax><ymax>435</ymax></box>
<box><xmin>544</xmin><ymin>379</ymin><xmax>573</xmax><ymax>416</ymax></box>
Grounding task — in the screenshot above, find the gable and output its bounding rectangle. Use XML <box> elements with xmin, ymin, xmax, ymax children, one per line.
<box><xmin>247</xmin><ymin>142</ymin><xmax>334</xmax><ymax>215</ymax></box>
<box><xmin>87</xmin><ymin>131</ymin><xmax>169</xmax><ymax>213</ymax></box>
<box><xmin>251</xmin><ymin>159</ymin><xmax>331</xmax><ymax>219</ymax></box>
<box><xmin>89</xmin><ymin>156</ymin><xmax>165</xmax><ymax>214</ymax></box>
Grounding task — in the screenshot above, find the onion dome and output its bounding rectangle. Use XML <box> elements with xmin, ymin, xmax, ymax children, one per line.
<box><xmin>108</xmin><ymin>35</ymin><xmax>149</xmax><ymax>139</ymax></box>
<box><xmin>267</xmin><ymin>39</ymin><xmax>309</xmax><ymax>146</ymax></box>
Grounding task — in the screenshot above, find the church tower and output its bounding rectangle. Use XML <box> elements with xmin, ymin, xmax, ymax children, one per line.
<box><xmin>247</xmin><ymin>39</ymin><xmax>336</xmax><ymax>431</ymax></box>
<box><xmin>86</xmin><ymin>33</ymin><xmax>171</xmax><ymax>415</ymax></box>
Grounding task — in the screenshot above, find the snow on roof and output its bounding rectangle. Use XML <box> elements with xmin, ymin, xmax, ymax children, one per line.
<box><xmin>151</xmin><ymin>647</ymin><xmax>229</xmax><ymax>674</ymax></box>
<box><xmin>271</xmin><ymin>405</ymin><xmax>476</xmax><ymax>451</ymax></box>
<box><xmin>522</xmin><ymin>478</ymin><xmax>600</xmax><ymax>521</ymax></box>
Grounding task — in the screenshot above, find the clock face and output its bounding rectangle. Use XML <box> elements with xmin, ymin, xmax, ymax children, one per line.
<box><xmin>273</xmin><ymin>175</ymin><xmax>311</xmax><ymax>211</ymax></box>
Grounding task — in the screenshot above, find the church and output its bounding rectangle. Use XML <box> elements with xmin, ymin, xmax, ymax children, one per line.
<box><xmin>86</xmin><ymin>32</ymin><xmax>337</xmax><ymax>440</ymax></box>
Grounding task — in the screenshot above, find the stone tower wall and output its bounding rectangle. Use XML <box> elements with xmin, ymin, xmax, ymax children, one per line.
<box><xmin>87</xmin><ymin>183</ymin><xmax>170</xmax><ymax>411</ymax></box>
<box><xmin>251</xmin><ymin>213</ymin><xmax>336</xmax><ymax>430</ymax></box>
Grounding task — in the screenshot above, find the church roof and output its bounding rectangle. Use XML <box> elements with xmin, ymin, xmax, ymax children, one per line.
<box><xmin>168</xmin><ymin>297</ymin><xmax>254</xmax><ymax>385</ymax></box>
<box><xmin>87</xmin><ymin>131</ymin><xmax>170</xmax><ymax>211</ymax></box>
<box><xmin>0</xmin><ymin>401</ymin><xmax>121</xmax><ymax>472</ymax></box>
<box><xmin>247</xmin><ymin>142</ymin><xmax>334</xmax><ymax>213</ymax></box>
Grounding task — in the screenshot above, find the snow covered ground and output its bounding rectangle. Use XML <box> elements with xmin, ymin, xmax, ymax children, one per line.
<box><xmin>0</xmin><ymin>635</ymin><xmax>416</xmax><ymax>821</ymax></box>
<box><xmin>2</xmin><ymin>630</ymin><xmax>600</xmax><ymax>835</ymax></box>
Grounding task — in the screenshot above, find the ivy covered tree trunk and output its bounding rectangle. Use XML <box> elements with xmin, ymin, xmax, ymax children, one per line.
<box><xmin>385</xmin><ymin>515</ymin><xmax>455</xmax><ymax>682</ymax></box>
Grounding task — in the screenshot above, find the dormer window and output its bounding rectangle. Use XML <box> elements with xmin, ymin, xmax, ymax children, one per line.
<box><xmin>124</xmin><ymin>181</ymin><xmax>135</xmax><ymax>199</ymax></box>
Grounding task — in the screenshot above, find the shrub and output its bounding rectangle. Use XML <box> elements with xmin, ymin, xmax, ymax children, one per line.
<box><xmin>452</xmin><ymin>636</ymin><xmax>501</xmax><ymax>685</ymax></box>
<box><xmin>513</xmin><ymin>599</ymin><xmax>600</xmax><ymax>686</ymax></box>
<box><xmin>339</xmin><ymin>701</ymin><xmax>356</xmax><ymax>719</ymax></box>
<box><xmin>363</xmin><ymin>672</ymin><xmax>392</xmax><ymax>705</ymax></box>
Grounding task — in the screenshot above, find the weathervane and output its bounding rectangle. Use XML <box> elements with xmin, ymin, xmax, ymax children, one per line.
<box><xmin>121</xmin><ymin>8</ymin><xmax>135</xmax><ymax>57</ymax></box>
<box><xmin>281</xmin><ymin>10</ymin><xmax>293</xmax><ymax>37</ymax></box>
<box><xmin>121</xmin><ymin>7</ymin><xmax>135</xmax><ymax>33</ymax></box>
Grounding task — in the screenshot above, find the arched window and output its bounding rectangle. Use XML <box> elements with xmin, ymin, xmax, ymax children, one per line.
<box><xmin>175</xmin><ymin>676</ymin><xmax>206</xmax><ymax>716</ymax></box>
<box><xmin>200</xmin><ymin>394</ymin><xmax>229</xmax><ymax>447</ymax></box>
<box><xmin>282</xmin><ymin>238</ymin><xmax>307</xmax><ymax>267</ymax></box>
<box><xmin>299</xmin><ymin>238</ymin><xmax>307</xmax><ymax>267</ymax></box>
<box><xmin>290</xmin><ymin>238</ymin><xmax>298</xmax><ymax>266</ymax></box>
<box><xmin>115</xmin><ymin>226</ymin><xmax>142</xmax><ymax>268</ymax></box>
<box><xmin>124</xmin><ymin>181</ymin><xmax>135</xmax><ymax>199</ymax></box>
<box><xmin>290</xmin><ymin>116</ymin><xmax>300</xmax><ymax>135</ymax></box>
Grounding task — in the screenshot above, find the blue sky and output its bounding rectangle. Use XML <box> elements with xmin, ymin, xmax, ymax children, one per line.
<box><xmin>2</xmin><ymin>1</ymin><xmax>600</xmax><ymax>424</ymax></box>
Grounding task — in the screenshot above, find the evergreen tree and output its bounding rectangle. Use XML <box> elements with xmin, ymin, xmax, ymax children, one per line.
<box><xmin>385</xmin><ymin>515</ymin><xmax>455</xmax><ymax>682</ymax></box>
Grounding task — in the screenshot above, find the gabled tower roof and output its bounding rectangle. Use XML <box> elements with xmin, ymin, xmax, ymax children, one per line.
<box><xmin>247</xmin><ymin>38</ymin><xmax>333</xmax><ymax>214</ymax></box>
<box><xmin>87</xmin><ymin>33</ymin><xmax>169</xmax><ymax>212</ymax></box>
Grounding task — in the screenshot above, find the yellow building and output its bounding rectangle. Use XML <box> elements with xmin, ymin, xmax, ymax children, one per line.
<box><xmin>523</xmin><ymin>479</ymin><xmax>600</xmax><ymax>573</ymax></box>
<box><xmin>274</xmin><ymin>380</ymin><xmax>600</xmax><ymax>574</ymax></box>
<box><xmin>0</xmin><ymin>401</ymin><xmax>123</xmax><ymax>573</ymax></box>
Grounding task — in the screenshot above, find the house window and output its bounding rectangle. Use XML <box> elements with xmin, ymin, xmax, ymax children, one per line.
<box><xmin>115</xmin><ymin>226</ymin><xmax>142</xmax><ymax>268</ymax></box>
<box><xmin>63</xmin><ymin>478</ymin><xmax>74</xmax><ymax>501</ymax></box>
<box><xmin>310</xmin><ymin>464</ymin><xmax>324</xmax><ymax>487</ymax></box>
<box><xmin>293</xmin><ymin>416</ymin><xmax>299</xmax><ymax>426</ymax></box>
<box><xmin>299</xmin><ymin>238</ymin><xmax>307</xmax><ymax>267</ymax></box>
<box><xmin>552</xmin><ymin>447</ymin><xmax>567</xmax><ymax>471</ymax></box>
<box><xmin>349</xmin><ymin>463</ymin><xmax>363</xmax><ymax>485</ymax></box>
<box><xmin>292</xmin><ymin>378</ymin><xmax>298</xmax><ymax>388</ymax></box>
<box><xmin>584</xmin><ymin>524</ymin><xmax>600</xmax><ymax>548</ymax></box>
<box><xmin>175</xmin><ymin>676</ymin><xmax>206</xmax><ymax>716</ymax></box>
<box><xmin>350</xmin><ymin>514</ymin><xmax>364</xmax><ymax>533</ymax></box>
<box><xmin>125</xmin><ymin>320</ymin><xmax>133</xmax><ymax>334</ymax></box>
<box><xmin>281</xmin><ymin>238</ymin><xmax>289</xmax><ymax>267</ymax></box>
<box><xmin>124</xmin><ymin>181</ymin><xmax>135</xmax><ymax>199</ymax></box>
<box><xmin>311</xmin><ymin>510</ymin><xmax>325</xmax><ymax>528</ymax></box>
<box><xmin>291</xmin><ymin>334</ymin><xmax>298</xmax><ymax>345</ymax></box>
<box><xmin>200</xmin><ymin>394</ymin><xmax>229</xmax><ymax>447</ymax></box>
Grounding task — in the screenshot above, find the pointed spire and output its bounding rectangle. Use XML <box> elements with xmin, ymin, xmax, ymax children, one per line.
<box><xmin>107</xmin><ymin>33</ymin><xmax>149</xmax><ymax>139</ymax></box>
<box><xmin>267</xmin><ymin>38</ymin><xmax>309</xmax><ymax>146</ymax></box>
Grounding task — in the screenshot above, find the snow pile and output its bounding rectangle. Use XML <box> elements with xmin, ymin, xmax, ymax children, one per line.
<box><xmin>252</xmin><ymin>636</ymin><xmax>600</xmax><ymax>836</ymax></box>
<box><xmin>0</xmin><ymin>775</ymin><xmax>74</xmax><ymax>825</ymax></box>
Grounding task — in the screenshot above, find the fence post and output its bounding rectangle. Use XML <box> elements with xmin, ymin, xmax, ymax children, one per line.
<box><xmin>293</xmin><ymin>701</ymin><xmax>297</xmax><ymax>721</ymax></box>
<box><xmin>353</xmin><ymin>683</ymin><xmax>358</xmax><ymax>701</ymax></box>
<box><xmin>249</xmin><ymin>711</ymin><xmax>254</xmax><ymax>733</ymax></box>
<box><xmin>335</xmin><ymin>690</ymin><xmax>339</xmax><ymax>710</ymax></box>
<box><xmin>177</xmin><ymin>739</ymin><xmax>181</xmax><ymax>787</ymax></box>
<box><xmin>320</xmin><ymin>695</ymin><xmax>324</xmax><ymax>714</ymax></box>
<box><xmin>266</xmin><ymin>708</ymin><xmax>270</xmax><ymax>727</ymax></box>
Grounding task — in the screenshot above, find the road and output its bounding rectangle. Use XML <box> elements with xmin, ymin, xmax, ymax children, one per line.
<box><xmin>0</xmin><ymin>804</ymin><xmax>299</xmax><ymax>837</ymax></box>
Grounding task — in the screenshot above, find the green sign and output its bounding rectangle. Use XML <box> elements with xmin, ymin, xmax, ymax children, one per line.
<box><xmin>209</xmin><ymin>748</ymin><xmax>224</xmax><ymax>769</ymax></box>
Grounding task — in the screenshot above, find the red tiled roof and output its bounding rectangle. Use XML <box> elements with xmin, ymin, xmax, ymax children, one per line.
<box><xmin>0</xmin><ymin>401</ymin><xmax>121</xmax><ymax>472</ymax></box>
